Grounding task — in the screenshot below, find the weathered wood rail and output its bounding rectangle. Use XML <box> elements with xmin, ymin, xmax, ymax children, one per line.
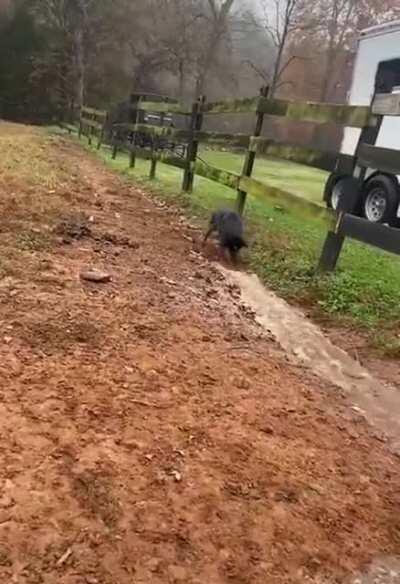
<box><xmin>79</xmin><ymin>106</ymin><xmax>107</xmax><ymax>149</ymax></box>
<box><xmin>63</xmin><ymin>88</ymin><xmax>400</xmax><ymax>272</ymax></box>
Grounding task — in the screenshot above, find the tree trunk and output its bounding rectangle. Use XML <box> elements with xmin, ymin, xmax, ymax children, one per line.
<box><xmin>74</xmin><ymin>26</ymin><xmax>85</xmax><ymax>109</ymax></box>
<box><xmin>269</xmin><ymin>10</ymin><xmax>290</xmax><ymax>99</ymax></box>
<box><xmin>194</xmin><ymin>39</ymin><xmax>218</xmax><ymax>98</ymax></box>
<box><xmin>72</xmin><ymin>0</ymin><xmax>87</xmax><ymax>110</ymax></box>
<box><xmin>269</xmin><ymin>41</ymin><xmax>285</xmax><ymax>98</ymax></box>
<box><xmin>319</xmin><ymin>35</ymin><xmax>336</xmax><ymax>102</ymax></box>
<box><xmin>178</xmin><ymin>60</ymin><xmax>185</xmax><ymax>101</ymax></box>
<box><xmin>194</xmin><ymin>0</ymin><xmax>235</xmax><ymax>98</ymax></box>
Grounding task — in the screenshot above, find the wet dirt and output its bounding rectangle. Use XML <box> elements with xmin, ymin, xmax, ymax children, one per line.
<box><xmin>222</xmin><ymin>269</ymin><xmax>400</xmax><ymax>453</ymax></box>
<box><xmin>0</xmin><ymin>125</ymin><xmax>400</xmax><ymax>583</ymax></box>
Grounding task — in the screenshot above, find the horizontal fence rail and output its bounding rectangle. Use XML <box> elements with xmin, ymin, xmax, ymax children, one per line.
<box><xmin>202</xmin><ymin>96</ymin><xmax>372</xmax><ymax>128</ymax></box>
<box><xmin>194</xmin><ymin>162</ymin><xmax>240</xmax><ymax>190</ymax></box>
<box><xmin>202</xmin><ymin>97</ymin><xmax>259</xmax><ymax>115</ymax></box>
<box><xmin>372</xmin><ymin>93</ymin><xmax>400</xmax><ymax>116</ymax></box>
<box><xmin>81</xmin><ymin>119</ymin><xmax>103</xmax><ymax>130</ymax></box>
<box><xmin>137</xmin><ymin>101</ymin><xmax>191</xmax><ymax>115</ymax></box>
<box><xmin>195</xmin><ymin>131</ymin><xmax>250</xmax><ymax>147</ymax></box>
<box><xmin>358</xmin><ymin>143</ymin><xmax>400</xmax><ymax>176</ymax></box>
<box><xmin>339</xmin><ymin>214</ymin><xmax>400</xmax><ymax>256</ymax></box>
<box><xmin>81</xmin><ymin>106</ymin><xmax>107</xmax><ymax>119</ymax></box>
<box><xmin>257</xmin><ymin>97</ymin><xmax>372</xmax><ymax>127</ymax></box>
<box><xmin>133</xmin><ymin>124</ymin><xmax>190</xmax><ymax>140</ymax></box>
<box><xmin>238</xmin><ymin>176</ymin><xmax>334</xmax><ymax>225</ymax></box>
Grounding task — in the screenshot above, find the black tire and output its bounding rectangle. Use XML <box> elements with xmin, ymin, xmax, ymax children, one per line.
<box><xmin>324</xmin><ymin>173</ymin><xmax>340</xmax><ymax>209</ymax></box>
<box><xmin>361</xmin><ymin>174</ymin><xmax>400</xmax><ymax>225</ymax></box>
<box><xmin>324</xmin><ymin>174</ymin><xmax>359</xmax><ymax>213</ymax></box>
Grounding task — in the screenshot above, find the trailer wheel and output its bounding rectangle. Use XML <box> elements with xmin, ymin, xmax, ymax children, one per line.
<box><xmin>324</xmin><ymin>174</ymin><xmax>338</xmax><ymax>209</ymax></box>
<box><xmin>325</xmin><ymin>174</ymin><xmax>358</xmax><ymax>212</ymax></box>
<box><xmin>361</xmin><ymin>175</ymin><xmax>400</xmax><ymax>225</ymax></box>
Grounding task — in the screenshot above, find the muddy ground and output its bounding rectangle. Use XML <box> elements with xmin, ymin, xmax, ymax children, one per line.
<box><xmin>0</xmin><ymin>123</ymin><xmax>400</xmax><ymax>584</ymax></box>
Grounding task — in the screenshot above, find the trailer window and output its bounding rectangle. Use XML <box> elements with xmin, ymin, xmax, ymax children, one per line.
<box><xmin>375</xmin><ymin>59</ymin><xmax>400</xmax><ymax>94</ymax></box>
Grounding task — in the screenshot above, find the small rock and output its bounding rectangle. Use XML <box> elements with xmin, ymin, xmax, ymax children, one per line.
<box><xmin>351</xmin><ymin>406</ymin><xmax>364</xmax><ymax>415</ymax></box>
<box><xmin>286</xmin><ymin>407</ymin><xmax>297</xmax><ymax>413</ymax></box>
<box><xmin>260</xmin><ymin>426</ymin><xmax>274</xmax><ymax>435</ymax></box>
<box><xmin>344</xmin><ymin>368</ymin><xmax>369</xmax><ymax>380</ymax></box>
<box><xmin>80</xmin><ymin>269</ymin><xmax>112</xmax><ymax>283</ymax></box>
<box><xmin>170</xmin><ymin>470</ymin><xmax>182</xmax><ymax>482</ymax></box>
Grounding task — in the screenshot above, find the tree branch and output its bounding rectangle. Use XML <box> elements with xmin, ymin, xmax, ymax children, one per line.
<box><xmin>242</xmin><ymin>59</ymin><xmax>271</xmax><ymax>83</ymax></box>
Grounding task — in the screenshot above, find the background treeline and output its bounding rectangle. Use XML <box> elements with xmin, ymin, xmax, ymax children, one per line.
<box><xmin>0</xmin><ymin>0</ymin><xmax>398</xmax><ymax>126</ymax></box>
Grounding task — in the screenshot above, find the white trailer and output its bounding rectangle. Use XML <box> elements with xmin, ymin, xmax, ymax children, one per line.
<box><xmin>324</xmin><ymin>20</ymin><xmax>400</xmax><ymax>224</ymax></box>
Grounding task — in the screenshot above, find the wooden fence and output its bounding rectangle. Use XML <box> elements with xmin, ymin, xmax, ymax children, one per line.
<box><xmin>73</xmin><ymin>89</ymin><xmax>400</xmax><ymax>272</ymax></box>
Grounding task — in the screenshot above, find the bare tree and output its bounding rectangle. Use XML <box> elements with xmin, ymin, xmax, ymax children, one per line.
<box><xmin>142</xmin><ymin>0</ymin><xmax>203</xmax><ymax>100</ymax></box>
<box><xmin>194</xmin><ymin>0</ymin><xmax>237</xmax><ymax>98</ymax></box>
<box><xmin>313</xmin><ymin>0</ymin><xmax>357</xmax><ymax>102</ymax></box>
<box><xmin>247</xmin><ymin>0</ymin><xmax>315</xmax><ymax>97</ymax></box>
<box><xmin>32</xmin><ymin>0</ymin><xmax>91</xmax><ymax>109</ymax></box>
<box><xmin>70</xmin><ymin>0</ymin><xmax>88</xmax><ymax>109</ymax></box>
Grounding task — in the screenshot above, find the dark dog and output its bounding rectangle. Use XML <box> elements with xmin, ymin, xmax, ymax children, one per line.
<box><xmin>203</xmin><ymin>209</ymin><xmax>247</xmax><ymax>262</ymax></box>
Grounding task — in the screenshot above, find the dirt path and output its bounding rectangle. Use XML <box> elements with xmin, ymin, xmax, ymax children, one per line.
<box><xmin>0</xmin><ymin>123</ymin><xmax>400</xmax><ymax>584</ymax></box>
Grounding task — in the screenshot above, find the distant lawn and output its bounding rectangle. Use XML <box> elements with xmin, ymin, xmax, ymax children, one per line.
<box><xmin>63</xmin><ymin>132</ymin><xmax>400</xmax><ymax>356</ymax></box>
<box><xmin>199</xmin><ymin>149</ymin><xmax>328</xmax><ymax>204</ymax></box>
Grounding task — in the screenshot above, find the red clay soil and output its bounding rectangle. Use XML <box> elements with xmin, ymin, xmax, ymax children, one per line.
<box><xmin>0</xmin><ymin>125</ymin><xmax>400</xmax><ymax>584</ymax></box>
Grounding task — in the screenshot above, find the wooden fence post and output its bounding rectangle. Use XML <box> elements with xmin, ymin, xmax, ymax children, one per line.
<box><xmin>182</xmin><ymin>96</ymin><xmax>204</xmax><ymax>193</ymax></box>
<box><xmin>318</xmin><ymin>214</ymin><xmax>345</xmax><ymax>272</ymax></box>
<box><xmin>97</xmin><ymin>113</ymin><xmax>106</xmax><ymax>150</ymax></box>
<box><xmin>78</xmin><ymin>112</ymin><xmax>83</xmax><ymax>139</ymax></box>
<box><xmin>149</xmin><ymin>136</ymin><xmax>158</xmax><ymax>179</ymax></box>
<box><xmin>111</xmin><ymin>127</ymin><xmax>118</xmax><ymax>159</ymax></box>
<box><xmin>318</xmin><ymin>100</ymin><xmax>384</xmax><ymax>272</ymax></box>
<box><xmin>236</xmin><ymin>86</ymin><xmax>269</xmax><ymax>215</ymax></box>
<box><xmin>129</xmin><ymin>147</ymin><xmax>136</xmax><ymax>168</ymax></box>
<box><xmin>129</xmin><ymin>104</ymin><xmax>139</xmax><ymax>168</ymax></box>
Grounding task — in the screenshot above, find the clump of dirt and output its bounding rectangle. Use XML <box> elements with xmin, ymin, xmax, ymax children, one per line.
<box><xmin>19</xmin><ymin>314</ymin><xmax>102</xmax><ymax>353</ymax></box>
<box><xmin>15</xmin><ymin>228</ymin><xmax>53</xmax><ymax>252</ymax></box>
<box><xmin>99</xmin><ymin>231</ymin><xmax>140</xmax><ymax>249</ymax></box>
<box><xmin>71</xmin><ymin>469</ymin><xmax>120</xmax><ymax>528</ymax></box>
<box><xmin>54</xmin><ymin>212</ymin><xmax>92</xmax><ymax>243</ymax></box>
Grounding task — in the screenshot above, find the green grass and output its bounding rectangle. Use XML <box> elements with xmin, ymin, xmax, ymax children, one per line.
<box><xmin>67</xmin><ymin>133</ymin><xmax>400</xmax><ymax>356</ymax></box>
